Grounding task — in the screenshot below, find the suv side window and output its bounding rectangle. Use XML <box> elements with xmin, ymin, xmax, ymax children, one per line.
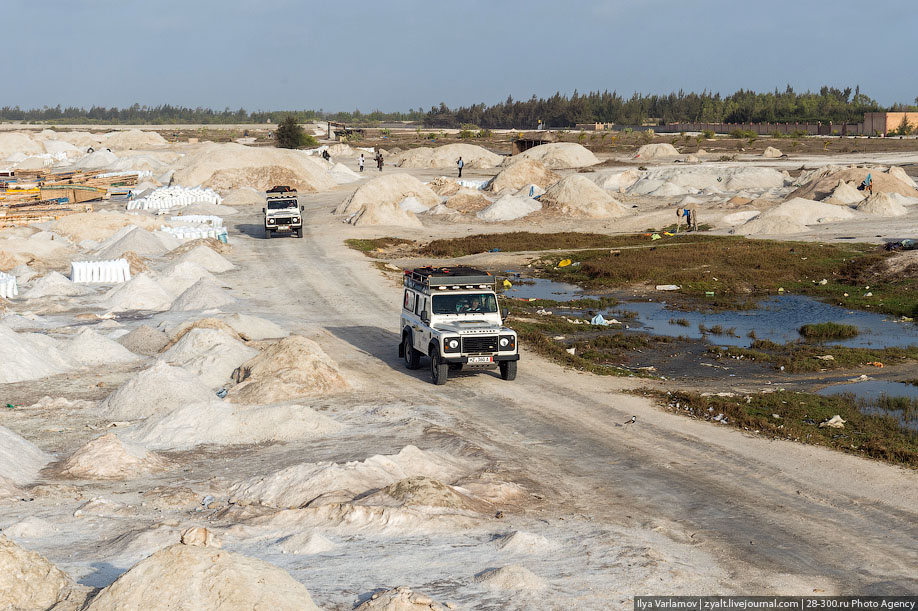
<box><xmin>403</xmin><ymin>290</ymin><xmax>415</xmax><ymax>312</ymax></box>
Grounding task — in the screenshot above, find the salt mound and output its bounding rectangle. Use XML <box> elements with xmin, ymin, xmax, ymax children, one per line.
<box><xmin>394</xmin><ymin>143</ymin><xmax>502</xmax><ymax>169</ymax></box>
<box><xmin>540</xmin><ymin>175</ymin><xmax>627</xmax><ymax>218</ymax></box>
<box><xmin>161</xmin><ymin>328</ymin><xmax>258</xmax><ymax>388</ymax></box>
<box><xmin>23</xmin><ymin>271</ymin><xmax>91</xmax><ymax>299</ymax></box>
<box><xmin>275</xmin><ymin>531</ymin><xmax>336</xmax><ymax>555</ymax></box>
<box><xmin>827</xmin><ymin>180</ymin><xmax>865</xmax><ymax>205</ymax></box>
<box><xmin>0</xmin><ymin>535</ymin><xmax>80</xmax><ymax>611</ymax></box>
<box><xmin>0</xmin><ymin>475</ymin><xmax>20</xmax><ymax>500</ymax></box>
<box><xmin>230</xmin><ymin>445</ymin><xmax>469</xmax><ymax>508</ymax></box>
<box><xmin>101</xmin><ymin>129</ymin><xmax>167</xmax><ymax>150</ymax></box>
<box><xmin>164</xmin><ymin>317</ymin><xmax>241</xmax><ymax>347</ymax></box>
<box><xmin>486</xmin><ymin>158</ymin><xmax>559</xmax><ymax>194</ymax></box>
<box><xmin>336</xmin><ymin>174</ymin><xmax>439</xmax><ymax>216</ymax></box>
<box><xmin>762</xmin><ymin>146</ymin><xmax>783</xmax><ymax>158</ymax></box>
<box><xmin>790</xmin><ymin>167</ymin><xmax>918</xmax><ymax>200</ymax></box>
<box><xmin>427</xmin><ymin>176</ymin><xmax>461</xmax><ymax>196</ymax></box>
<box><xmin>511</xmin><ymin>142</ymin><xmax>599</xmax><ymax>168</ymax></box>
<box><xmin>351</xmin><ymin>200</ymin><xmax>423</xmax><ymax>227</ymax></box>
<box><xmin>330</xmin><ymin>162</ymin><xmax>362</xmax><ymax>184</ymax></box>
<box><xmin>495</xmin><ymin>531</ymin><xmax>555</xmax><ymax>554</ymax></box>
<box><xmin>477</xmin><ymin>194</ymin><xmax>541</xmax><ymax>221</ymax></box>
<box><xmin>0</xmin><ymin>131</ymin><xmax>44</xmax><ymax>157</ymax></box>
<box><xmin>734</xmin><ymin>215</ymin><xmax>809</xmax><ymax>236</ymax></box>
<box><xmin>647</xmin><ymin>181</ymin><xmax>689</xmax><ymax>197</ymax></box>
<box><xmin>58</xmin><ymin>433</ymin><xmax>170</xmax><ymax>480</ymax></box>
<box><xmin>49</xmin><ymin>210</ymin><xmax>164</xmax><ymax>242</ymax></box>
<box><xmin>0</xmin><ymin>425</ymin><xmax>51</xmax><ymax>485</ymax></box>
<box><xmin>101</xmin><ymin>361</ymin><xmax>215</xmax><ymax>420</ymax></box>
<box><xmin>593</xmin><ymin>168</ymin><xmax>642</xmax><ymax>192</ymax></box>
<box><xmin>157</xmin><ymin>260</ymin><xmax>217</xmax><ymax>296</ymax></box>
<box><xmin>514</xmin><ymin>184</ymin><xmax>546</xmax><ymax>198</ymax></box>
<box><xmin>63</xmin><ymin>328</ymin><xmax>139</xmax><ymax>366</ymax></box>
<box><xmin>117</xmin><ymin>324</ymin><xmax>169</xmax><ymax>355</ymax></box>
<box><xmin>133</xmin><ymin>401</ymin><xmax>343</xmax><ymax>450</ymax></box>
<box><xmin>722</xmin><ymin>210</ymin><xmax>761</xmax><ymax>225</ymax></box>
<box><xmin>53</xmin><ymin>131</ymin><xmax>102</xmax><ymax>149</ymax></box>
<box><xmin>171</xmin><ymin>277</ymin><xmax>235</xmax><ymax>311</ymax></box>
<box><xmin>889</xmin><ymin>166</ymin><xmax>918</xmax><ymax>189</ymax></box>
<box><xmin>356</xmin><ymin>586</ymin><xmax>446</xmax><ymax>610</ymax></box>
<box><xmin>228</xmin><ymin>335</ymin><xmax>347</xmax><ymax>404</ymax></box>
<box><xmin>223</xmin><ymin>313</ymin><xmax>288</xmax><ymax>340</ymax></box>
<box><xmin>444</xmin><ymin>190</ymin><xmax>492</xmax><ymax>214</ymax></box>
<box><xmin>473</xmin><ymin>565</ymin><xmax>547</xmax><ymax>590</ymax></box>
<box><xmin>102</xmin><ymin>273</ymin><xmax>174</xmax><ymax>312</ymax></box>
<box><xmin>634</xmin><ymin>143</ymin><xmax>680</xmax><ymax>160</ymax></box>
<box><xmin>326</xmin><ymin>143</ymin><xmax>360</xmax><ymax>158</ymax></box>
<box><xmin>83</xmin><ymin>543</ymin><xmax>319</xmax><ymax>611</ymax></box>
<box><xmin>0</xmin><ymin>325</ymin><xmax>72</xmax><ymax>384</ymax></box>
<box><xmin>763</xmin><ymin>197</ymin><xmax>856</xmax><ymax>225</ymax></box>
<box><xmin>2</xmin><ymin>517</ymin><xmax>56</xmax><ymax>539</ymax></box>
<box><xmin>399</xmin><ymin>196</ymin><xmax>431</xmax><ymax>213</ymax></box>
<box><xmin>172</xmin><ymin>142</ymin><xmax>335</xmax><ymax>192</ymax></box>
<box><xmin>74</xmin><ymin>149</ymin><xmax>118</xmax><ymax>169</ymax></box>
<box><xmin>222</xmin><ymin>187</ymin><xmax>263</xmax><ymax>206</ymax></box>
<box><xmin>857</xmin><ymin>193</ymin><xmax>908</xmax><ymax>217</ymax></box>
<box><xmin>356</xmin><ymin>476</ymin><xmax>490</xmax><ymax>512</ymax></box>
<box><xmin>172</xmin><ymin>244</ymin><xmax>234</xmax><ymax>273</ymax></box>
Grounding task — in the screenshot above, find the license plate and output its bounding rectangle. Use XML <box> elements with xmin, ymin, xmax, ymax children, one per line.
<box><xmin>276</xmin><ymin>226</ymin><xmax>290</xmax><ymax>232</ymax></box>
<box><xmin>468</xmin><ymin>356</ymin><xmax>493</xmax><ymax>364</ymax></box>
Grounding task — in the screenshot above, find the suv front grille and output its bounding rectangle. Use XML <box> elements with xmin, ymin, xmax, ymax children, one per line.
<box><xmin>275</xmin><ymin>217</ymin><xmax>294</xmax><ymax>225</ymax></box>
<box><xmin>462</xmin><ymin>335</ymin><xmax>498</xmax><ymax>354</ymax></box>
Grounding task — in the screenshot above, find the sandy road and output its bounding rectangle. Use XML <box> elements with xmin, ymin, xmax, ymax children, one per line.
<box><xmin>229</xmin><ymin>194</ymin><xmax>918</xmax><ymax>596</ymax></box>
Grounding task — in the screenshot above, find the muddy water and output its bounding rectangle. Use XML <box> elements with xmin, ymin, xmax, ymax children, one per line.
<box><xmin>503</xmin><ymin>278</ymin><xmax>918</xmax><ymax>349</ymax></box>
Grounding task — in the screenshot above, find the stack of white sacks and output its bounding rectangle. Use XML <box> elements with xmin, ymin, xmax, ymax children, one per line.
<box><xmin>70</xmin><ymin>259</ymin><xmax>131</xmax><ymax>283</ymax></box>
<box><xmin>159</xmin><ymin>225</ymin><xmax>228</xmax><ymax>241</ymax></box>
<box><xmin>169</xmin><ymin>215</ymin><xmax>223</xmax><ymax>227</ymax></box>
<box><xmin>0</xmin><ymin>271</ymin><xmax>18</xmax><ymax>298</ymax></box>
<box><xmin>127</xmin><ymin>186</ymin><xmax>222</xmax><ymax>211</ymax></box>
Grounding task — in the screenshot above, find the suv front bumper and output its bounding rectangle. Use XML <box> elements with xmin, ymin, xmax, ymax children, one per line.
<box><xmin>441</xmin><ymin>354</ymin><xmax>519</xmax><ymax>364</ymax></box>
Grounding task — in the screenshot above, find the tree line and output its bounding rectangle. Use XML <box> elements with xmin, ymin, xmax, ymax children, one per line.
<box><xmin>1</xmin><ymin>86</ymin><xmax>915</xmax><ymax>128</ymax></box>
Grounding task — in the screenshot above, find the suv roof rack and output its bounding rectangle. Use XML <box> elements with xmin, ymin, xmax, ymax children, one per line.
<box><xmin>404</xmin><ymin>266</ymin><xmax>494</xmax><ymax>291</ymax></box>
<box><xmin>267</xmin><ymin>185</ymin><xmax>295</xmax><ymax>193</ymax></box>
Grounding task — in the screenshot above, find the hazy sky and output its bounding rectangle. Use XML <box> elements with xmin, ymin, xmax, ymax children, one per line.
<box><xmin>3</xmin><ymin>0</ymin><xmax>915</xmax><ymax>111</ymax></box>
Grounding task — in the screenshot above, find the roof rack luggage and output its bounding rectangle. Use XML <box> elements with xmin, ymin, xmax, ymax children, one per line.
<box><xmin>404</xmin><ymin>266</ymin><xmax>494</xmax><ymax>291</ymax></box>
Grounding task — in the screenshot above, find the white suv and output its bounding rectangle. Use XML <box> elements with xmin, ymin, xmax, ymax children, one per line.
<box><xmin>398</xmin><ymin>266</ymin><xmax>519</xmax><ymax>385</ymax></box>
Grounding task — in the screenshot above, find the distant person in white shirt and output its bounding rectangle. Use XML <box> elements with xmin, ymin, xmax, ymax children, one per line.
<box><xmin>457</xmin><ymin>156</ymin><xmax>464</xmax><ymax>178</ymax></box>
<box><xmin>358</xmin><ymin>154</ymin><xmax>365</xmax><ymax>172</ymax></box>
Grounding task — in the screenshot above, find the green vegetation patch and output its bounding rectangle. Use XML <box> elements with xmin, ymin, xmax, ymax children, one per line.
<box><xmin>711</xmin><ymin>340</ymin><xmax>918</xmax><ymax>373</ymax></box>
<box><xmin>345</xmin><ymin>237</ymin><xmax>413</xmax><ymax>254</ymax></box>
<box><xmin>799</xmin><ymin>322</ymin><xmax>859</xmax><ymax>340</ymax></box>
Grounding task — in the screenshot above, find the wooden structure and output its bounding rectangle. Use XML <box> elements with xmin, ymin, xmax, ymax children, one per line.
<box><xmin>511</xmin><ymin>131</ymin><xmax>558</xmax><ymax>155</ymax></box>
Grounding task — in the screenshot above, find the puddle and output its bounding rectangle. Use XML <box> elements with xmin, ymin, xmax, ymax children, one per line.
<box><xmin>817</xmin><ymin>380</ymin><xmax>918</xmax><ymax>401</ymax></box>
<box><xmin>503</xmin><ymin>276</ymin><xmax>918</xmax><ymax>349</ymax></box>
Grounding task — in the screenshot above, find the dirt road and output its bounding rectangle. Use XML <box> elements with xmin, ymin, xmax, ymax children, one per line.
<box><xmin>230</xmin><ymin>193</ymin><xmax>918</xmax><ymax>596</ymax></box>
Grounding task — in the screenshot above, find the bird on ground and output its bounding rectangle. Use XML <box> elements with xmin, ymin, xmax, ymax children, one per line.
<box><xmin>623</xmin><ymin>416</ymin><xmax>636</xmax><ymax>425</ymax></box>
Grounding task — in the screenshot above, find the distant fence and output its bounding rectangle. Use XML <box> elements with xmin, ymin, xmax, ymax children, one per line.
<box><xmin>633</xmin><ymin>122</ymin><xmax>871</xmax><ymax>136</ymax></box>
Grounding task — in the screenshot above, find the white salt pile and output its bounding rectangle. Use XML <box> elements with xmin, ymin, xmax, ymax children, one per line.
<box><xmin>101</xmin><ymin>360</ymin><xmax>215</xmax><ymax>420</ymax></box>
<box><xmin>721</xmin><ymin>210</ymin><xmax>761</xmax><ymax>225</ymax></box>
<box><xmin>443</xmin><ymin>190</ymin><xmax>492</xmax><ymax>214</ymax></box>
<box><xmin>494</xmin><ymin>531</ymin><xmax>556</xmax><ymax>554</ymax></box>
<box><xmin>762</xmin><ymin>146</ymin><xmax>783</xmax><ymax>158</ymax></box>
<box><xmin>485</xmin><ymin>158</ymin><xmax>559</xmax><ymax>194</ymax></box>
<box><xmin>0</xmin><ymin>475</ymin><xmax>20</xmax><ymax>499</ymax></box>
<box><xmin>540</xmin><ymin>175</ymin><xmax>628</xmax><ymax>218</ymax></box>
<box><xmin>132</xmin><ymin>401</ymin><xmax>343</xmax><ymax>450</ymax></box>
<box><xmin>230</xmin><ymin>445</ymin><xmax>468</xmax><ymax>508</ymax></box>
<box><xmin>0</xmin><ymin>426</ymin><xmax>51</xmax><ymax>485</ymax></box>
<box><xmin>356</xmin><ymin>586</ymin><xmax>446</xmax><ymax>611</ymax></box>
<box><xmin>514</xmin><ymin>184</ymin><xmax>546</xmax><ymax>198</ymax></box>
<box><xmin>1</xmin><ymin>517</ymin><xmax>56</xmax><ymax>540</ymax></box>
<box><xmin>765</xmin><ymin>197</ymin><xmax>856</xmax><ymax>225</ymax></box>
<box><xmin>102</xmin><ymin>273</ymin><xmax>174</xmax><ymax>312</ymax></box>
<box><xmin>63</xmin><ymin>328</ymin><xmax>139</xmax><ymax>366</ymax></box>
<box><xmin>355</xmin><ymin>476</ymin><xmax>489</xmax><ymax>512</ymax></box>
<box><xmin>350</xmin><ymin>201</ymin><xmax>423</xmax><ymax>227</ymax></box>
<box><xmin>170</xmin><ymin>277</ymin><xmax>235</xmax><ymax>311</ymax></box>
<box><xmin>58</xmin><ymin>433</ymin><xmax>170</xmax><ymax>480</ymax></box>
<box><xmin>156</xmin><ymin>260</ymin><xmax>217</xmax><ymax>296</ymax></box>
<box><xmin>335</xmin><ymin>174</ymin><xmax>438</xmax><ymax>224</ymax></box>
<box><xmin>172</xmin><ymin>142</ymin><xmax>335</xmax><ymax>192</ymax></box>
<box><xmin>399</xmin><ymin>196</ymin><xmax>431</xmax><ymax>214</ymax></box>
<box><xmin>22</xmin><ymin>271</ymin><xmax>92</xmax><ymax>299</ymax></box>
<box><xmin>791</xmin><ymin>166</ymin><xmax>918</xmax><ymax>200</ymax></box>
<box><xmin>101</xmin><ymin>129</ymin><xmax>167</xmax><ymax>150</ymax></box>
<box><xmin>593</xmin><ymin>168</ymin><xmax>642</xmax><ymax>192</ymax></box>
<box><xmin>857</xmin><ymin>193</ymin><xmax>908</xmax><ymax>217</ymax></box>
<box><xmin>329</xmin><ymin>162</ymin><xmax>362</xmax><ymax>184</ymax></box>
<box><xmin>0</xmin><ymin>131</ymin><xmax>44</xmax><ymax>157</ymax></box>
<box><xmin>223</xmin><ymin>313</ymin><xmax>288</xmax><ymax>340</ymax></box>
<box><xmin>826</xmin><ymin>180</ymin><xmax>866</xmax><ymax>205</ymax></box>
<box><xmin>160</xmin><ymin>327</ymin><xmax>258</xmax><ymax>388</ymax></box>
<box><xmin>228</xmin><ymin>335</ymin><xmax>347</xmax><ymax>404</ymax></box>
<box><xmin>0</xmin><ymin>536</ymin><xmax>83</xmax><ymax>611</ymax></box>
<box><xmin>83</xmin><ymin>542</ymin><xmax>320</xmax><ymax>611</ymax></box>
<box><xmin>889</xmin><ymin>166</ymin><xmax>918</xmax><ymax>189</ymax></box>
<box><xmin>394</xmin><ymin>143</ymin><xmax>503</xmax><ymax>169</ymax></box>
<box><xmin>0</xmin><ymin>325</ymin><xmax>72</xmax><ymax>383</ymax></box>
<box><xmin>733</xmin><ymin>216</ymin><xmax>809</xmax><ymax>236</ymax></box>
<box><xmin>473</xmin><ymin>565</ymin><xmax>547</xmax><ymax>590</ymax></box>
<box><xmin>73</xmin><ymin>149</ymin><xmax>118</xmax><ymax>170</ymax></box>
<box><xmin>476</xmin><ymin>194</ymin><xmax>541</xmax><ymax>221</ymax></box>
<box><xmin>510</xmin><ymin>142</ymin><xmax>599</xmax><ymax>168</ymax></box>
<box><xmin>117</xmin><ymin>324</ymin><xmax>170</xmax><ymax>356</ymax></box>
<box><xmin>47</xmin><ymin>210</ymin><xmax>164</xmax><ymax>243</ymax></box>
<box><xmin>275</xmin><ymin>531</ymin><xmax>336</xmax><ymax>555</ymax></box>
<box><xmin>634</xmin><ymin>143</ymin><xmax>680</xmax><ymax>160</ymax></box>
<box><xmin>222</xmin><ymin>186</ymin><xmax>263</xmax><ymax>207</ymax></box>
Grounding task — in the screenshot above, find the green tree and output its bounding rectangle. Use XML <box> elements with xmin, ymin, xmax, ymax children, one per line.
<box><xmin>275</xmin><ymin>115</ymin><xmax>316</xmax><ymax>148</ymax></box>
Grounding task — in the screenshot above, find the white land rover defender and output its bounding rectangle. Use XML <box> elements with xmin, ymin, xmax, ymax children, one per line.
<box><xmin>263</xmin><ymin>186</ymin><xmax>303</xmax><ymax>239</ymax></box>
<box><xmin>399</xmin><ymin>266</ymin><xmax>519</xmax><ymax>385</ymax></box>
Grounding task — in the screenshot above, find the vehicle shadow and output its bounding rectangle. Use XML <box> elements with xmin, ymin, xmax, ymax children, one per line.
<box><xmin>326</xmin><ymin>325</ymin><xmax>503</xmax><ymax>382</ymax></box>
<box><xmin>233</xmin><ymin>222</ymin><xmax>267</xmax><ymax>238</ymax></box>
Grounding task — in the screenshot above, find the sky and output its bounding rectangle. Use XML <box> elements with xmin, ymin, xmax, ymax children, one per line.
<box><xmin>2</xmin><ymin>0</ymin><xmax>916</xmax><ymax>112</ymax></box>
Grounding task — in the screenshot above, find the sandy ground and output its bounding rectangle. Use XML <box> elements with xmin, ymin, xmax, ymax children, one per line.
<box><xmin>1</xmin><ymin>145</ymin><xmax>918</xmax><ymax>610</ymax></box>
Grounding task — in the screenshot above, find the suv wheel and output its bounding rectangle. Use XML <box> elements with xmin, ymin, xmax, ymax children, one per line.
<box><xmin>403</xmin><ymin>335</ymin><xmax>420</xmax><ymax>370</ymax></box>
<box><xmin>430</xmin><ymin>347</ymin><xmax>448</xmax><ymax>385</ymax></box>
<box><xmin>499</xmin><ymin>360</ymin><xmax>517</xmax><ymax>381</ymax></box>
<box><xmin>265</xmin><ymin>228</ymin><xmax>271</xmax><ymax>239</ymax></box>
<box><xmin>295</xmin><ymin>226</ymin><xmax>303</xmax><ymax>238</ymax></box>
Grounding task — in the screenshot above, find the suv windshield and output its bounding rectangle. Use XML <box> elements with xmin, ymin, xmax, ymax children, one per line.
<box><xmin>267</xmin><ymin>200</ymin><xmax>297</xmax><ymax>210</ymax></box>
<box><xmin>432</xmin><ymin>293</ymin><xmax>499</xmax><ymax>315</ymax></box>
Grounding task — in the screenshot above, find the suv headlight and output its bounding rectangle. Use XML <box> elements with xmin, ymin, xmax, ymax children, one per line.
<box><xmin>292</xmin><ymin>217</ymin><xmax>300</xmax><ymax>223</ymax></box>
<box><xmin>267</xmin><ymin>218</ymin><xmax>276</xmax><ymax>224</ymax></box>
<box><xmin>443</xmin><ymin>337</ymin><xmax>460</xmax><ymax>353</ymax></box>
<box><xmin>499</xmin><ymin>335</ymin><xmax>516</xmax><ymax>351</ymax></box>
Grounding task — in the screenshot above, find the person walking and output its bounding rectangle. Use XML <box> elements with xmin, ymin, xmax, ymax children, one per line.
<box><xmin>376</xmin><ymin>151</ymin><xmax>384</xmax><ymax>172</ymax></box>
<box><xmin>457</xmin><ymin>157</ymin><xmax>464</xmax><ymax>178</ymax></box>
<box><xmin>358</xmin><ymin>154</ymin><xmax>365</xmax><ymax>172</ymax></box>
